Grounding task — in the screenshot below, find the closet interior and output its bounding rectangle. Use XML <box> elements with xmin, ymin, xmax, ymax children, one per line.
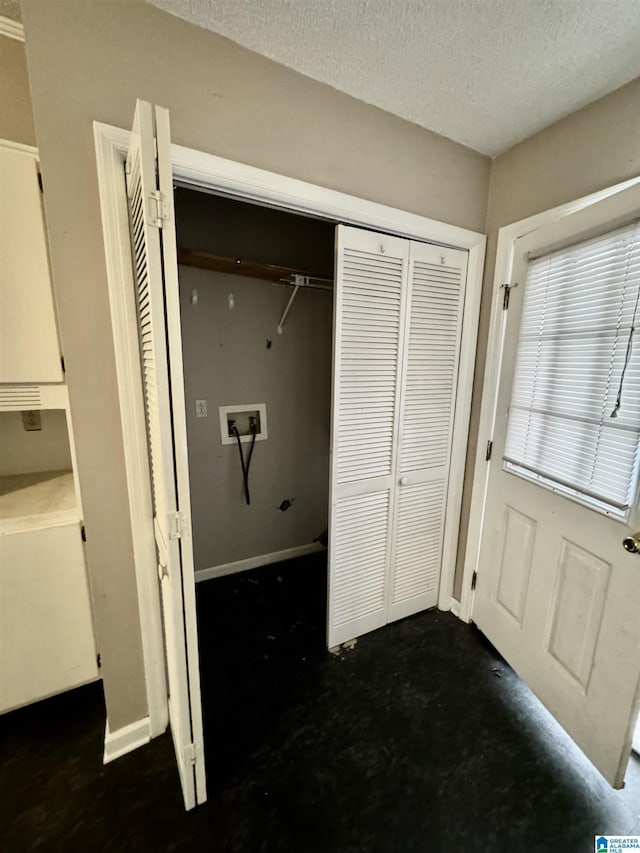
<box><xmin>173</xmin><ymin>189</ymin><xmax>336</xmax><ymax>581</ymax></box>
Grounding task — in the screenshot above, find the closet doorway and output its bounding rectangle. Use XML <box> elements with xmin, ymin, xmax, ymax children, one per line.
<box><xmin>174</xmin><ymin>189</ymin><xmax>335</xmax><ymax>583</ymax></box>
<box><xmin>94</xmin><ymin>100</ymin><xmax>485</xmax><ymax>812</ymax></box>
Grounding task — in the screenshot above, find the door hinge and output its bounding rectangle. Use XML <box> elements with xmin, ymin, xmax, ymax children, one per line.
<box><xmin>96</xmin><ymin>653</ymin><xmax>102</xmax><ymax>669</ymax></box>
<box><xmin>147</xmin><ymin>189</ymin><xmax>168</xmax><ymax>228</ymax></box>
<box><xmin>81</xmin><ymin>525</ymin><xmax>87</xmax><ymax>542</ymax></box>
<box><xmin>183</xmin><ymin>742</ymin><xmax>198</xmax><ymax>766</ymax></box>
<box><xmin>37</xmin><ymin>171</ymin><xmax>43</xmax><ymax>193</ymax></box>
<box><xmin>471</xmin><ymin>571</ymin><xmax>478</xmax><ymax>591</ymax></box>
<box><xmin>502</xmin><ymin>282</ymin><xmax>519</xmax><ymax>310</ymax></box>
<box><xmin>485</xmin><ymin>440</ymin><xmax>493</xmax><ymax>461</ymax></box>
<box><xmin>60</xmin><ymin>355</ymin><xmax>66</xmax><ymax>373</ymax></box>
<box><xmin>168</xmin><ymin>511</ymin><xmax>187</xmax><ymax>540</ymax></box>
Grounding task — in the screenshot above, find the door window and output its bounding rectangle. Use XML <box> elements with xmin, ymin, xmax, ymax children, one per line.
<box><xmin>504</xmin><ymin>221</ymin><xmax>640</xmax><ymax>518</ymax></box>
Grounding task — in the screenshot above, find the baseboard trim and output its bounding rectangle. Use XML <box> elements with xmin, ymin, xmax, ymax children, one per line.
<box><xmin>195</xmin><ymin>542</ymin><xmax>324</xmax><ymax>583</ymax></box>
<box><xmin>103</xmin><ymin>716</ymin><xmax>151</xmax><ymax>764</ymax></box>
<box><xmin>450</xmin><ymin>598</ymin><xmax>461</xmax><ymax>618</ymax></box>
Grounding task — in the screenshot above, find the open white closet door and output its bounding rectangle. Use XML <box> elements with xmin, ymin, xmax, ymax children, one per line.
<box><xmin>125</xmin><ymin>100</ymin><xmax>206</xmax><ymax>810</ymax></box>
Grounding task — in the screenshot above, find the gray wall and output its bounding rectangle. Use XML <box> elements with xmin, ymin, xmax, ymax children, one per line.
<box><xmin>179</xmin><ymin>267</ymin><xmax>332</xmax><ymax>569</ymax></box>
<box><xmin>0</xmin><ymin>34</ymin><xmax>36</xmax><ymax>146</ymax></box>
<box><xmin>176</xmin><ymin>191</ymin><xmax>334</xmax><ymax>570</ymax></box>
<box><xmin>21</xmin><ymin>0</ymin><xmax>491</xmax><ymax>729</ymax></box>
<box><xmin>0</xmin><ymin>410</ymin><xmax>72</xmax><ymax>476</ymax></box>
<box><xmin>453</xmin><ymin>76</ymin><xmax>640</xmax><ymax>600</ymax></box>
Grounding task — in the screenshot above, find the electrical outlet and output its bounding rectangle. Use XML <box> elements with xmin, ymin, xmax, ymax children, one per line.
<box><xmin>22</xmin><ymin>410</ymin><xmax>42</xmax><ymax>431</ymax></box>
<box><xmin>195</xmin><ymin>400</ymin><xmax>207</xmax><ymax>418</ymax></box>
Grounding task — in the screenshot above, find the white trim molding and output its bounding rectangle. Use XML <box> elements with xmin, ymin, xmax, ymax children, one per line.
<box><xmin>93</xmin><ymin>122</ymin><xmax>168</xmax><ymax>739</ymax></box>
<box><xmin>459</xmin><ymin>175</ymin><xmax>640</xmax><ymax>625</ymax></box>
<box><xmin>170</xmin><ymin>142</ymin><xmax>484</xmax><ymax>251</ymax></box>
<box><xmin>0</xmin><ymin>15</ymin><xmax>24</xmax><ymax>41</ymax></box>
<box><xmin>195</xmin><ymin>542</ymin><xmax>325</xmax><ymax>583</ymax></box>
<box><xmin>103</xmin><ymin>717</ymin><xmax>151</xmax><ymax>764</ymax></box>
<box><xmin>0</xmin><ymin>137</ymin><xmax>38</xmax><ymax>156</ymax></box>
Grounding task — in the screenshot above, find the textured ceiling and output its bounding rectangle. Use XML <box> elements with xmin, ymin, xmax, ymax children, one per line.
<box><xmin>149</xmin><ymin>0</ymin><xmax>640</xmax><ymax>156</ymax></box>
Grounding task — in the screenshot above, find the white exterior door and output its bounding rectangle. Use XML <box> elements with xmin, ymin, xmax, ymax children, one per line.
<box><xmin>126</xmin><ymin>100</ymin><xmax>206</xmax><ymax>809</ymax></box>
<box><xmin>328</xmin><ymin>226</ymin><xmax>468</xmax><ymax>646</ymax></box>
<box><xmin>473</xmin><ymin>190</ymin><xmax>640</xmax><ymax>787</ymax></box>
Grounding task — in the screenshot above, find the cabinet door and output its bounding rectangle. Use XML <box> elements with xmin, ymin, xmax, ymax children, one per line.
<box><xmin>0</xmin><ymin>523</ymin><xmax>97</xmax><ymax>713</ymax></box>
<box><xmin>0</xmin><ymin>144</ymin><xmax>62</xmax><ymax>383</ymax></box>
<box><xmin>388</xmin><ymin>242</ymin><xmax>467</xmax><ymax>621</ymax></box>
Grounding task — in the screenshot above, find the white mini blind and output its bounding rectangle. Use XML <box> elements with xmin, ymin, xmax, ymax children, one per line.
<box><xmin>505</xmin><ymin>222</ymin><xmax>640</xmax><ymax>511</ymax></box>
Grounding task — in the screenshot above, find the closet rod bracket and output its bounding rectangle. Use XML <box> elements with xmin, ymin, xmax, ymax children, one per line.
<box><xmin>277</xmin><ymin>277</ymin><xmax>303</xmax><ymax>335</ymax></box>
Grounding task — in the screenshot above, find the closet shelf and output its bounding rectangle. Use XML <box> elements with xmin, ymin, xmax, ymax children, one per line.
<box><xmin>178</xmin><ymin>247</ymin><xmax>332</xmax><ymax>287</ymax></box>
<box><xmin>0</xmin><ymin>470</ymin><xmax>79</xmax><ymax>533</ymax></box>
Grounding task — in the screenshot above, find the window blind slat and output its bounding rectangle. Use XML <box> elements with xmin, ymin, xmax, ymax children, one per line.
<box><xmin>504</xmin><ymin>221</ymin><xmax>640</xmax><ymax>513</ymax></box>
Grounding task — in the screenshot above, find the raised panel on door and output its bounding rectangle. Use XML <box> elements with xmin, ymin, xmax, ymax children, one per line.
<box><xmin>388</xmin><ymin>242</ymin><xmax>467</xmax><ymax>622</ymax></box>
<box><xmin>0</xmin><ymin>144</ymin><xmax>62</xmax><ymax>383</ymax></box>
<box><xmin>328</xmin><ymin>226</ymin><xmax>409</xmax><ymax>647</ymax></box>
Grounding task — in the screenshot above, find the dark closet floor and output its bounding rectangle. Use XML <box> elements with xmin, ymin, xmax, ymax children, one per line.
<box><xmin>2</xmin><ymin>553</ymin><xmax>639</xmax><ymax>852</ymax></box>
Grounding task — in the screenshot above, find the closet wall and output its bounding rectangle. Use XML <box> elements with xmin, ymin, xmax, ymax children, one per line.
<box><xmin>175</xmin><ymin>191</ymin><xmax>334</xmax><ymax>571</ymax></box>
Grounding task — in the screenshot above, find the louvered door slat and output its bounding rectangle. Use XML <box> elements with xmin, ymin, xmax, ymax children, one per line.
<box><xmin>328</xmin><ymin>228</ymin><xmax>410</xmax><ymax>647</ymax></box>
<box><xmin>329</xmin><ymin>228</ymin><xmax>468</xmax><ymax>641</ymax></box>
<box><xmin>389</xmin><ymin>243</ymin><xmax>468</xmax><ymax>621</ymax></box>
<box><xmin>125</xmin><ymin>101</ymin><xmax>205</xmax><ymax>811</ymax></box>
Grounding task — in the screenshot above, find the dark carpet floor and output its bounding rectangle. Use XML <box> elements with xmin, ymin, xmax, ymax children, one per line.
<box><xmin>2</xmin><ymin>552</ymin><xmax>639</xmax><ymax>852</ymax></box>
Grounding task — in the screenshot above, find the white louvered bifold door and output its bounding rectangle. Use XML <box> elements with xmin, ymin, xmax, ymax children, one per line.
<box><xmin>125</xmin><ymin>100</ymin><xmax>206</xmax><ymax>810</ymax></box>
<box><xmin>328</xmin><ymin>226</ymin><xmax>409</xmax><ymax>647</ymax></box>
<box><xmin>388</xmin><ymin>242</ymin><xmax>467</xmax><ymax>621</ymax></box>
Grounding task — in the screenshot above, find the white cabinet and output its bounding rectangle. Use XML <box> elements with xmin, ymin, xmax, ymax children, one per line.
<box><xmin>0</xmin><ymin>143</ymin><xmax>63</xmax><ymax>384</ymax></box>
<box><xmin>0</xmin><ymin>388</ymin><xmax>99</xmax><ymax>713</ymax></box>
<box><xmin>0</xmin><ymin>520</ymin><xmax>97</xmax><ymax>712</ymax></box>
<box><xmin>0</xmin><ymin>141</ymin><xmax>97</xmax><ymax>713</ymax></box>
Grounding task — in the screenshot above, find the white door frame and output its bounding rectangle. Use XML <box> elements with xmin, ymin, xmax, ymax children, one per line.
<box><xmin>460</xmin><ymin>175</ymin><xmax>640</xmax><ymax>626</ymax></box>
<box><xmin>93</xmin><ymin>119</ymin><xmax>486</xmax><ymax>738</ymax></box>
